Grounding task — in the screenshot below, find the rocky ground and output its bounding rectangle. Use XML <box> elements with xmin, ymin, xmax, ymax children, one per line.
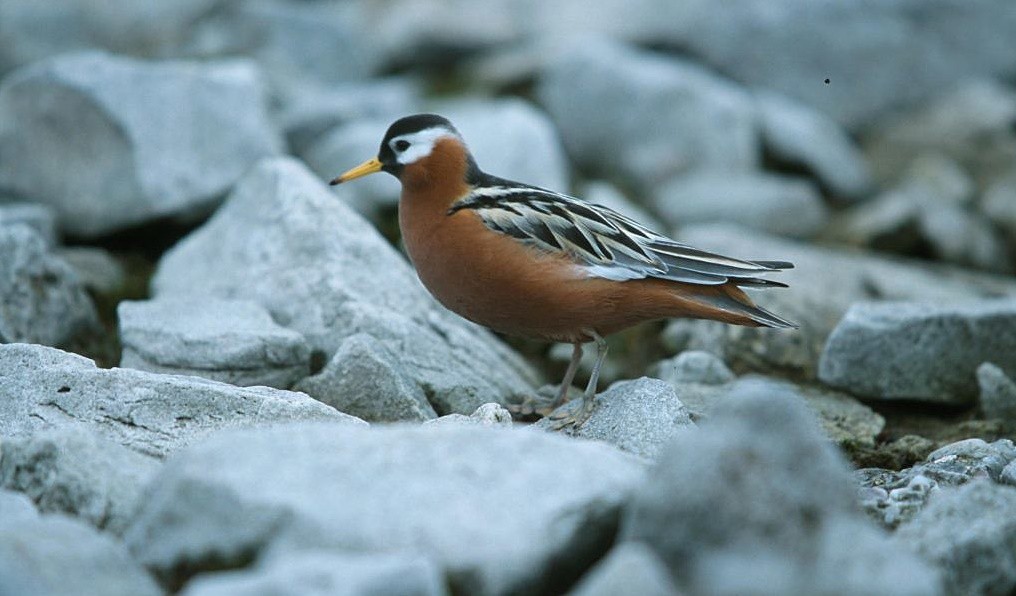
<box><xmin>1</xmin><ymin>1</ymin><xmax>1016</xmax><ymax>595</ymax></box>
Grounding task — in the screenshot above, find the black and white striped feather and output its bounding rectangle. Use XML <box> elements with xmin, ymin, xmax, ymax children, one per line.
<box><xmin>448</xmin><ymin>180</ymin><xmax>792</xmax><ymax>287</ymax></box>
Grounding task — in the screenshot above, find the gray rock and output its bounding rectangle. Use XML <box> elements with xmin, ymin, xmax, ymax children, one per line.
<box><xmin>926</xmin><ymin>438</ymin><xmax>1016</xmax><ymax>483</ymax></box>
<box><xmin>857</xmin><ymin>472</ymin><xmax>940</xmax><ymax>530</ymax></box>
<box><xmin>818</xmin><ymin>300</ymin><xmax>1016</xmax><ymax>405</ymax></box>
<box><xmin>0</xmin><ymin>51</ymin><xmax>282</xmax><ymax>237</ymax></box>
<box><xmin>918</xmin><ymin>201</ymin><xmax>1011</xmax><ymax>273</ymax></box>
<box><xmin>648</xmin><ymin>350</ymin><xmax>734</xmax><ymax>386</ymax></box>
<box><xmin>979</xmin><ymin>362</ymin><xmax>1016</xmax><ymax>422</ymax></box>
<box><xmin>1002</xmin><ymin>461</ymin><xmax>1016</xmax><ymax>487</ymax></box>
<box><xmin>662</xmin><ymin>224</ymin><xmax>1016</xmax><ymax>379</ymax></box>
<box><xmin>295</xmin><ymin>333</ymin><xmax>436</xmax><ymax>422</ymax></box>
<box><xmin>425</xmin><ymin>403</ymin><xmax>513</xmax><ymax>427</ymax></box>
<box><xmin>152</xmin><ymin>157</ymin><xmax>538</xmax><ymax>415</ymax></box>
<box><xmin>0</xmin><ymin>201</ymin><xmax>57</xmax><ymax>244</ymax></box>
<box><xmin>538</xmin><ymin>378</ymin><xmax>696</xmax><ymax>460</ymax></box>
<box><xmin>652</xmin><ymin>171</ymin><xmax>828</xmax><ymax>238</ymax></box>
<box><xmin>0</xmin><ymin>510</ymin><xmax>161</xmax><ymax>596</ymax></box>
<box><xmin>755</xmin><ymin>91</ymin><xmax>873</xmax><ymax>201</ymax></box>
<box><xmin>983</xmin><ymin>168</ymin><xmax>1016</xmax><ymax>242</ymax></box>
<box><xmin>0</xmin><ymin>343</ymin><xmax>360</xmax><ymax>458</ymax></box>
<box><xmin>0</xmin><ymin>488</ymin><xmax>39</xmax><ymax>524</ymax></box>
<box><xmin>863</xmin><ymin>80</ymin><xmax>1016</xmax><ymax>187</ymax></box>
<box><xmin>582</xmin><ymin>181</ymin><xmax>667</xmax><ymax>234</ymax></box>
<box><xmin>118</xmin><ymin>297</ymin><xmax>311</xmax><ymax>389</ymax></box>
<box><xmin>896</xmin><ymin>480</ymin><xmax>1016</xmax><ymax>596</ymax></box>
<box><xmin>0</xmin><ymin>225</ymin><xmax>100</xmax><ymax>347</ymax></box>
<box><xmin>279</xmin><ymin>77</ymin><xmax>420</xmax><ymax>154</ymax></box>
<box><xmin>181</xmin><ymin>550</ymin><xmax>447</xmax><ymax>596</ymax></box>
<box><xmin>0</xmin><ymin>426</ymin><xmax>160</xmax><ymax>535</ymax></box>
<box><xmin>538</xmin><ymin>39</ymin><xmax>758</xmax><ymax>192</ymax></box>
<box><xmin>56</xmin><ymin>246</ymin><xmax>127</xmax><ymax>295</ymax></box>
<box><xmin>125</xmin><ymin>423</ymin><xmax>644</xmax><ymax>595</ymax></box>
<box><xmin>568</xmin><ymin>542</ymin><xmax>680</xmax><ymax>596</ymax></box>
<box><xmin>624</xmin><ymin>381</ymin><xmax>940</xmax><ymax>595</ymax></box>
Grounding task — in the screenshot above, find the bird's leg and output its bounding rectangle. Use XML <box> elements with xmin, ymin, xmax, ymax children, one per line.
<box><xmin>578</xmin><ymin>331</ymin><xmax>608</xmax><ymax>418</ymax></box>
<box><xmin>552</xmin><ymin>342</ymin><xmax>584</xmax><ymax>408</ymax></box>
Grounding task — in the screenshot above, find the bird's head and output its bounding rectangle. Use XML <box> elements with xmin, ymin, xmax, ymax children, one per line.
<box><xmin>330</xmin><ymin>114</ymin><xmax>478</xmax><ymax>191</ymax></box>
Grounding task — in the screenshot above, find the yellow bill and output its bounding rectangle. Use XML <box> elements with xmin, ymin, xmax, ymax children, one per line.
<box><xmin>329</xmin><ymin>157</ymin><xmax>382</xmax><ymax>185</ymax></box>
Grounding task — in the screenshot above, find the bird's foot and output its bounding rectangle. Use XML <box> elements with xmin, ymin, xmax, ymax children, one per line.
<box><xmin>507</xmin><ymin>384</ymin><xmax>581</xmax><ymax>421</ymax></box>
<box><xmin>544</xmin><ymin>395</ymin><xmax>596</xmax><ymax>431</ymax></box>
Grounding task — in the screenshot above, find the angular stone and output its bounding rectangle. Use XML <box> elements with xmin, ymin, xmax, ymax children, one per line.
<box><xmin>0</xmin><ymin>51</ymin><xmax>282</xmax><ymax>237</ymax></box>
<box><xmin>818</xmin><ymin>300</ymin><xmax>1016</xmax><ymax>405</ymax></box>
<box><xmin>648</xmin><ymin>351</ymin><xmax>735</xmax><ymax>386</ymax></box>
<box><xmin>755</xmin><ymin>90</ymin><xmax>873</xmax><ymax>201</ymax></box>
<box><xmin>0</xmin><ymin>510</ymin><xmax>161</xmax><ymax>596</ymax></box>
<box><xmin>538</xmin><ymin>39</ymin><xmax>758</xmax><ymax>192</ymax></box>
<box><xmin>662</xmin><ymin>224</ymin><xmax>1016</xmax><ymax>379</ymax></box>
<box><xmin>652</xmin><ymin>171</ymin><xmax>828</xmax><ymax>238</ymax></box>
<box><xmin>0</xmin><ymin>201</ymin><xmax>57</xmax><ymax>245</ymax></box>
<box><xmin>124</xmin><ymin>423</ymin><xmax>644</xmax><ymax>595</ymax></box>
<box><xmin>978</xmin><ymin>362</ymin><xmax>1016</xmax><ymax>423</ymax></box>
<box><xmin>896</xmin><ymin>480</ymin><xmax>1016</xmax><ymax>596</ymax></box>
<box><xmin>118</xmin><ymin>297</ymin><xmax>311</xmax><ymax>389</ymax></box>
<box><xmin>539</xmin><ymin>378</ymin><xmax>696</xmax><ymax>459</ymax></box>
<box><xmin>180</xmin><ymin>550</ymin><xmax>447</xmax><ymax>596</ymax></box>
<box><xmin>152</xmin><ymin>157</ymin><xmax>538</xmax><ymax>415</ymax></box>
<box><xmin>0</xmin><ymin>343</ymin><xmax>360</xmax><ymax>458</ymax></box>
<box><xmin>295</xmin><ymin>333</ymin><xmax>436</xmax><ymax>422</ymax></box>
<box><xmin>425</xmin><ymin>403</ymin><xmax>513</xmax><ymax>428</ymax></box>
<box><xmin>624</xmin><ymin>382</ymin><xmax>940</xmax><ymax>595</ymax></box>
<box><xmin>0</xmin><ymin>426</ymin><xmax>160</xmax><ymax>535</ymax></box>
<box><xmin>568</xmin><ymin>542</ymin><xmax>680</xmax><ymax>596</ymax></box>
<box><xmin>0</xmin><ymin>225</ymin><xmax>100</xmax><ymax>348</ymax></box>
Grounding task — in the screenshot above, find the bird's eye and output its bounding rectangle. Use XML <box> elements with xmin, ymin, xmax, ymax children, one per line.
<box><xmin>394</xmin><ymin>140</ymin><xmax>410</xmax><ymax>152</ymax></box>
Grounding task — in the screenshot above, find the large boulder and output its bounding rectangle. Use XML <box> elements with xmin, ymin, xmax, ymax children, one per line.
<box><xmin>0</xmin><ymin>343</ymin><xmax>359</xmax><ymax>458</ymax></box>
<box><xmin>0</xmin><ymin>51</ymin><xmax>282</xmax><ymax>237</ymax></box>
<box><xmin>124</xmin><ymin>423</ymin><xmax>644</xmax><ymax>595</ymax></box>
<box><xmin>152</xmin><ymin>157</ymin><xmax>539</xmax><ymax>415</ymax></box>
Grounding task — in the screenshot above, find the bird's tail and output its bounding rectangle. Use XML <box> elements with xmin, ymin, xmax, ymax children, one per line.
<box><xmin>689</xmin><ymin>283</ymin><xmax>798</xmax><ymax>329</ymax></box>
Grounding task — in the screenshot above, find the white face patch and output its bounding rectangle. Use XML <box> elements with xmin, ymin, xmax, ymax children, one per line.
<box><xmin>390</xmin><ymin>126</ymin><xmax>459</xmax><ymax>165</ymax></box>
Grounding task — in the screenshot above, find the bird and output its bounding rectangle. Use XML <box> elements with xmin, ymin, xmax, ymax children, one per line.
<box><xmin>330</xmin><ymin>113</ymin><xmax>796</xmax><ymax>426</ymax></box>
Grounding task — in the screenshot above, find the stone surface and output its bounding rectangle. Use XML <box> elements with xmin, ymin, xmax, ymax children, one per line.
<box><xmin>181</xmin><ymin>550</ymin><xmax>447</xmax><ymax>596</ymax></box>
<box><xmin>648</xmin><ymin>350</ymin><xmax>735</xmax><ymax>386</ymax></box>
<box><xmin>0</xmin><ymin>426</ymin><xmax>160</xmax><ymax>535</ymax></box>
<box><xmin>424</xmin><ymin>403</ymin><xmax>513</xmax><ymax>427</ymax></box>
<box><xmin>118</xmin><ymin>297</ymin><xmax>311</xmax><ymax>389</ymax></box>
<box><xmin>0</xmin><ymin>343</ymin><xmax>360</xmax><ymax>458</ymax></box>
<box><xmin>537</xmin><ymin>378</ymin><xmax>696</xmax><ymax>460</ymax></box>
<box><xmin>662</xmin><ymin>224</ymin><xmax>1016</xmax><ymax>379</ymax></box>
<box><xmin>295</xmin><ymin>333</ymin><xmax>436</xmax><ymax>422</ymax></box>
<box><xmin>652</xmin><ymin>171</ymin><xmax>828</xmax><ymax>238</ymax></box>
<box><xmin>57</xmin><ymin>246</ymin><xmax>127</xmax><ymax>295</ymax></box>
<box><xmin>896</xmin><ymin>480</ymin><xmax>1016</xmax><ymax>596</ymax></box>
<box><xmin>538</xmin><ymin>39</ymin><xmax>757</xmax><ymax>192</ymax></box>
<box><xmin>125</xmin><ymin>423</ymin><xmax>644</xmax><ymax>595</ymax></box>
<box><xmin>0</xmin><ymin>225</ymin><xmax>100</xmax><ymax>348</ymax></box>
<box><xmin>0</xmin><ymin>51</ymin><xmax>282</xmax><ymax>237</ymax></box>
<box><xmin>153</xmin><ymin>157</ymin><xmax>538</xmax><ymax>415</ymax></box>
<box><xmin>978</xmin><ymin>362</ymin><xmax>1016</xmax><ymax>423</ymax></box>
<box><xmin>0</xmin><ymin>488</ymin><xmax>39</xmax><ymax>524</ymax></box>
<box><xmin>569</xmin><ymin>542</ymin><xmax>680</xmax><ymax>596</ymax></box>
<box><xmin>755</xmin><ymin>90</ymin><xmax>873</xmax><ymax>201</ymax></box>
<box><xmin>0</xmin><ymin>509</ymin><xmax>161</xmax><ymax>596</ymax></box>
<box><xmin>0</xmin><ymin>201</ymin><xmax>57</xmax><ymax>244</ymax></box>
<box><xmin>818</xmin><ymin>300</ymin><xmax>1016</xmax><ymax>405</ymax></box>
<box><xmin>624</xmin><ymin>381</ymin><xmax>940</xmax><ymax>595</ymax></box>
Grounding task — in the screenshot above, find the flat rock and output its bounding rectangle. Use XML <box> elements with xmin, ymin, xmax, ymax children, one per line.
<box><xmin>568</xmin><ymin>542</ymin><xmax>680</xmax><ymax>596</ymax></box>
<box><xmin>978</xmin><ymin>362</ymin><xmax>1016</xmax><ymax>423</ymax></box>
<box><xmin>623</xmin><ymin>381</ymin><xmax>941</xmax><ymax>595</ymax></box>
<box><xmin>0</xmin><ymin>426</ymin><xmax>160</xmax><ymax>535</ymax></box>
<box><xmin>648</xmin><ymin>350</ymin><xmax>735</xmax><ymax>386</ymax></box>
<box><xmin>118</xmin><ymin>297</ymin><xmax>311</xmax><ymax>389</ymax></box>
<box><xmin>294</xmin><ymin>333</ymin><xmax>436</xmax><ymax>422</ymax></box>
<box><xmin>662</xmin><ymin>224</ymin><xmax>1016</xmax><ymax>379</ymax></box>
<box><xmin>0</xmin><ymin>201</ymin><xmax>57</xmax><ymax>244</ymax></box>
<box><xmin>538</xmin><ymin>39</ymin><xmax>757</xmax><ymax>192</ymax></box>
<box><xmin>818</xmin><ymin>300</ymin><xmax>1016</xmax><ymax>405</ymax></box>
<box><xmin>152</xmin><ymin>157</ymin><xmax>539</xmax><ymax>415</ymax></box>
<box><xmin>896</xmin><ymin>480</ymin><xmax>1016</xmax><ymax>596</ymax></box>
<box><xmin>0</xmin><ymin>509</ymin><xmax>161</xmax><ymax>596</ymax></box>
<box><xmin>0</xmin><ymin>343</ymin><xmax>360</xmax><ymax>458</ymax></box>
<box><xmin>0</xmin><ymin>225</ymin><xmax>100</xmax><ymax>348</ymax></box>
<box><xmin>755</xmin><ymin>90</ymin><xmax>873</xmax><ymax>201</ymax></box>
<box><xmin>537</xmin><ymin>378</ymin><xmax>696</xmax><ymax>459</ymax></box>
<box><xmin>124</xmin><ymin>423</ymin><xmax>644</xmax><ymax>595</ymax></box>
<box><xmin>0</xmin><ymin>51</ymin><xmax>282</xmax><ymax>237</ymax></box>
<box><xmin>181</xmin><ymin>550</ymin><xmax>447</xmax><ymax>596</ymax></box>
<box><xmin>424</xmin><ymin>403</ymin><xmax>513</xmax><ymax>427</ymax></box>
<box><xmin>652</xmin><ymin>171</ymin><xmax>828</xmax><ymax>238</ymax></box>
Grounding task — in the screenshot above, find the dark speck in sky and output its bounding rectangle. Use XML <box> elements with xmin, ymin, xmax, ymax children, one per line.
<box><xmin>824</xmin><ymin>78</ymin><xmax>831</xmax><ymax>84</ymax></box>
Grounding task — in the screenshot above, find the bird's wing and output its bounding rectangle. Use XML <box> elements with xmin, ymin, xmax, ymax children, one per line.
<box><xmin>448</xmin><ymin>183</ymin><xmax>792</xmax><ymax>286</ymax></box>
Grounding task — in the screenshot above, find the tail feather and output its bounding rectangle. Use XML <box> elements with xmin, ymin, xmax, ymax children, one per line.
<box><xmin>692</xmin><ymin>284</ymin><xmax>798</xmax><ymax>329</ymax></box>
